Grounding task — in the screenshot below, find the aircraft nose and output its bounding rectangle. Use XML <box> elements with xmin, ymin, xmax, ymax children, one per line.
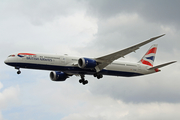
<box><xmin>4</xmin><ymin>59</ymin><xmax>8</xmax><ymax>65</ymax></box>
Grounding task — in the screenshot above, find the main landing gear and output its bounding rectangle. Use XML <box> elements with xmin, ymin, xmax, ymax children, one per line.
<box><xmin>79</xmin><ymin>75</ymin><xmax>88</xmax><ymax>85</ymax></box>
<box><xmin>79</xmin><ymin>73</ymin><xmax>103</xmax><ymax>85</ymax></box>
<box><xmin>15</xmin><ymin>67</ymin><xmax>21</xmax><ymax>74</ymax></box>
<box><xmin>93</xmin><ymin>73</ymin><xmax>103</xmax><ymax>79</ymax></box>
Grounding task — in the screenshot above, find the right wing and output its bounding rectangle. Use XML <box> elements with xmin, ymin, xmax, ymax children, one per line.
<box><xmin>95</xmin><ymin>34</ymin><xmax>165</xmax><ymax>72</ymax></box>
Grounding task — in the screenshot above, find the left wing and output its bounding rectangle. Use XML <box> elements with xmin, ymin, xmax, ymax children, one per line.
<box><xmin>95</xmin><ymin>34</ymin><xmax>165</xmax><ymax>72</ymax></box>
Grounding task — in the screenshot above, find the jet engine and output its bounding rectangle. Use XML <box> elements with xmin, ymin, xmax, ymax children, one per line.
<box><xmin>50</xmin><ymin>71</ymin><xmax>68</xmax><ymax>81</ymax></box>
<box><xmin>78</xmin><ymin>58</ymin><xmax>97</xmax><ymax>69</ymax></box>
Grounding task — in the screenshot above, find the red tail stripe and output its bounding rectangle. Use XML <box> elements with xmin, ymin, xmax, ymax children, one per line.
<box><xmin>141</xmin><ymin>59</ymin><xmax>153</xmax><ymax>66</ymax></box>
<box><xmin>145</xmin><ymin>47</ymin><xmax>157</xmax><ymax>55</ymax></box>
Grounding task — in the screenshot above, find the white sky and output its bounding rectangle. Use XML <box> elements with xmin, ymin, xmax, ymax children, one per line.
<box><xmin>0</xmin><ymin>0</ymin><xmax>180</xmax><ymax>120</ymax></box>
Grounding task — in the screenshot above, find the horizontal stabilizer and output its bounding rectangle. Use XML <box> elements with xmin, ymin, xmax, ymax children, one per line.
<box><xmin>148</xmin><ymin>61</ymin><xmax>177</xmax><ymax>70</ymax></box>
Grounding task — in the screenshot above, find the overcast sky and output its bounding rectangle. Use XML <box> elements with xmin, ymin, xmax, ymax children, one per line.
<box><xmin>0</xmin><ymin>0</ymin><xmax>180</xmax><ymax>120</ymax></box>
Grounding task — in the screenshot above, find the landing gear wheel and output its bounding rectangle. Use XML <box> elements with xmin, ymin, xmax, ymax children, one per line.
<box><xmin>94</xmin><ymin>73</ymin><xmax>103</xmax><ymax>79</ymax></box>
<box><xmin>15</xmin><ymin>67</ymin><xmax>21</xmax><ymax>75</ymax></box>
<box><xmin>82</xmin><ymin>80</ymin><xmax>88</xmax><ymax>85</ymax></box>
<box><xmin>79</xmin><ymin>79</ymin><xmax>83</xmax><ymax>83</ymax></box>
<box><xmin>97</xmin><ymin>74</ymin><xmax>103</xmax><ymax>79</ymax></box>
<box><xmin>93</xmin><ymin>74</ymin><xmax>97</xmax><ymax>77</ymax></box>
<box><xmin>79</xmin><ymin>75</ymin><xmax>88</xmax><ymax>85</ymax></box>
<box><xmin>17</xmin><ymin>71</ymin><xmax>21</xmax><ymax>74</ymax></box>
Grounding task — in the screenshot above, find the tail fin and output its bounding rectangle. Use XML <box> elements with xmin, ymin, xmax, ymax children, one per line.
<box><xmin>138</xmin><ymin>44</ymin><xmax>158</xmax><ymax>67</ymax></box>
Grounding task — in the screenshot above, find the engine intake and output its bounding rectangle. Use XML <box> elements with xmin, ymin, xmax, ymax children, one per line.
<box><xmin>78</xmin><ymin>58</ymin><xmax>97</xmax><ymax>69</ymax></box>
<box><xmin>50</xmin><ymin>71</ymin><xmax>68</xmax><ymax>81</ymax></box>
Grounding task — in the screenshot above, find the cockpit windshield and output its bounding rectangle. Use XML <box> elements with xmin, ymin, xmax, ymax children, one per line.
<box><xmin>8</xmin><ymin>55</ymin><xmax>15</xmax><ymax>57</ymax></box>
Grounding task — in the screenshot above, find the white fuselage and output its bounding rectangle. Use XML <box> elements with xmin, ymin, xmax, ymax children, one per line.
<box><xmin>4</xmin><ymin>53</ymin><xmax>157</xmax><ymax>77</ymax></box>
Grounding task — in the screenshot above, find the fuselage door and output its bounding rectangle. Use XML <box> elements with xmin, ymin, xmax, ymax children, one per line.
<box><xmin>61</xmin><ymin>56</ymin><xmax>66</xmax><ymax>65</ymax></box>
<box><xmin>138</xmin><ymin>64</ymin><xmax>141</xmax><ymax>71</ymax></box>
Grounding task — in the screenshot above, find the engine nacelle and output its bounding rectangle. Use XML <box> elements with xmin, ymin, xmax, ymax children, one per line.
<box><xmin>78</xmin><ymin>58</ymin><xmax>97</xmax><ymax>69</ymax></box>
<box><xmin>50</xmin><ymin>71</ymin><xmax>68</xmax><ymax>81</ymax></box>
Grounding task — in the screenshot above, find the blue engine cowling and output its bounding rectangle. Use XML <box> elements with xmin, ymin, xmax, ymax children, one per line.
<box><xmin>50</xmin><ymin>71</ymin><xmax>68</xmax><ymax>81</ymax></box>
<box><xmin>78</xmin><ymin>58</ymin><xmax>97</xmax><ymax>69</ymax></box>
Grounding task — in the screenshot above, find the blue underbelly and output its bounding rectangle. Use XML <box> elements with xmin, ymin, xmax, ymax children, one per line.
<box><xmin>6</xmin><ymin>62</ymin><xmax>143</xmax><ymax>77</ymax></box>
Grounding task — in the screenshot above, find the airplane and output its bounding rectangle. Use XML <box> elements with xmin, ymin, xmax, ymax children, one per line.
<box><xmin>4</xmin><ymin>34</ymin><xmax>177</xmax><ymax>85</ymax></box>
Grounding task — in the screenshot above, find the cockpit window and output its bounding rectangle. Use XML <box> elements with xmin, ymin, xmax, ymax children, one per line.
<box><xmin>8</xmin><ymin>55</ymin><xmax>15</xmax><ymax>57</ymax></box>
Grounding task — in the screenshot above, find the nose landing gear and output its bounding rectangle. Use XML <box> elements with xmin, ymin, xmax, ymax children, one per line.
<box><xmin>15</xmin><ymin>67</ymin><xmax>21</xmax><ymax>74</ymax></box>
<box><xmin>17</xmin><ymin>70</ymin><xmax>21</xmax><ymax>74</ymax></box>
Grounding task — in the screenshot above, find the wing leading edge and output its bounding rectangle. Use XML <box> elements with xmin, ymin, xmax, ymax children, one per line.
<box><xmin>95</xmin><ymin>34</ymin><xmax>165</xmax><ymax>72</ymax></box>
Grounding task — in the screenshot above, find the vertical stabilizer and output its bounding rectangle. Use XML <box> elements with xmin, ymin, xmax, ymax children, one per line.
<box><xmin>138</xmin><ymin>44</ymin><xmax>158</xmax><ymax>66</ymax></box>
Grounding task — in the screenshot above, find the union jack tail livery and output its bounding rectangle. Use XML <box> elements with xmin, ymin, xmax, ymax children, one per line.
<box><xmin>139</xmin><ymin>44</ymin><xmax>158</xmax><ymax>67</ymax></box>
